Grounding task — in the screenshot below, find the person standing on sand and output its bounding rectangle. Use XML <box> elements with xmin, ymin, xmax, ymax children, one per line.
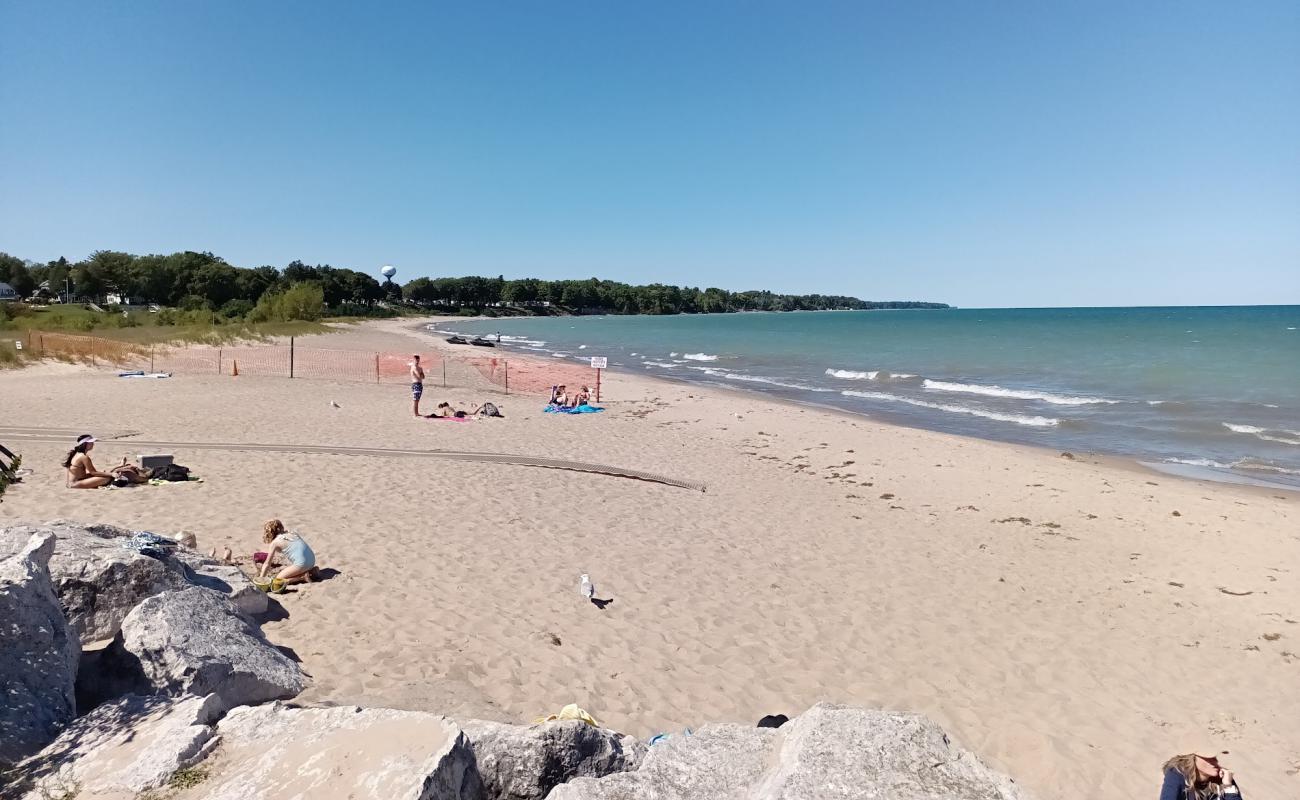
<box><xmin>1159</xmin><ymin>754</ymin><xmax>1241</xmax><ymax>799</ymax></box>
<box><xmin>410</xmin><ymin>354</ymin><xmax>425</xmax><ymax>416</ymax></box>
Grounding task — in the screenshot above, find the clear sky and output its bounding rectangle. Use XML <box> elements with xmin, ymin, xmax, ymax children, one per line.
<box><xmin>1</xmin><ymin>1</ymin><xmax>1297</xmax><ymax>308</ymax></box>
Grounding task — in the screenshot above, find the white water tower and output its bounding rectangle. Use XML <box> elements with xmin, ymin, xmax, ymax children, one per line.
<box><xmin>381</xmin><ymin>265</ymin><xmax>397</xmax><ymax>281</ymax></box>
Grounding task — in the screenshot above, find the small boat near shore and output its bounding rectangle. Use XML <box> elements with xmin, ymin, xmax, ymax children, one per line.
<box><xmin>445</xmin><ymin>336</ymin><xmax>468</xmax><ymax>345</ymax></box>
<box><xmin>469</xmin><ymin>338</ymin><xmax>496</xmax><ymax>347</ymax></box>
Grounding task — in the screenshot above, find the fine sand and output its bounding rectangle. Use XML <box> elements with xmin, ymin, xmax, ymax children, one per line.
<box><xmin>2</xmin><ymin>317</ymin><xmax>1296</xmax><ymax>798</ymax></box>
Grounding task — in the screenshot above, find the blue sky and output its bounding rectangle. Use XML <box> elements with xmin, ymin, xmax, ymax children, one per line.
<box><xmin>1</xmin><ymin>1</ymin><xmax>1297</xmax><ymax>308</ymax></box>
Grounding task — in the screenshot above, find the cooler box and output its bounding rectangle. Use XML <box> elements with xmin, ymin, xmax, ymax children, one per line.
<box><xmin>138</xmin><ymin>454</ymin><xmax>174</xmax><ymax>470</ymax></box>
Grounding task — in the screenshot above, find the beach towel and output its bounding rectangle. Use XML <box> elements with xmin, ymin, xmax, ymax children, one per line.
<box><xmin>147</xmin><ymin>476</ymin><xmax>203</xmax><ymax>485</ymax></box>
<box><xmin>118</xmin><ymin>371</ymin><xmax>172</xmax><ymax>378</ymax></box>
<box><xmin>544</xmin><ymin>405</ymin><xmax>605</xmax><ymax>415</ymax></box>
<box><xmin>428</xmin><ymin>416</ymin><xmax>474</xmax><ymax>422</ymax></box>
<box><xmin>533</xmin><ymin>704</ymin><xmax>599</xmax><ymax>727</ymax></box>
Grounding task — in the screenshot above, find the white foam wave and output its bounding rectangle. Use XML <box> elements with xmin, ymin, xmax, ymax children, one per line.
<box><xmin>551</xmin><ymin>352</ymin><xmax>570</xmax><ymax>358</ymax></box>
<box><xmin>578</xmin><ymin>345</ymin><xmax>587</xmax><ymax>349</ymax></box>
<box><xmin>842</xmin><ymin>390</ymin><xmax>1059</xmax><ymax>427</ymax></box>
<box><xmin>642</xmin><ymin>360</ymin><xmax>676</xmax><ymax>369</ymax></box>
<box><xmin>826</xmin><ymin>369</ymin><xmax>878</xmax><ymax>380</ymax></box>
<box><xmin>497</xmin><ymin>335</ymin><xmax>547</xmax><ymax>346</ymax></box>
<box><xmin>1222</xmin><ymin>423</ymin><xmax>1300</xmax><ymax>446</ymax></box>
<box><xmin>1163</xmin><ymin>457</ymin><xmax>1232</xmax><ymax>469</ymax></box>
<box><xmin>724</xmin><ymin>373</ymin><xmax>834</xmax><ymax>392</ymax></box>
<box><xmin>923</xmin><ymin>379</ymin><xmax>1118</xmax><ymax>406</ymax></box>
<box><xmin>683</xmin><ymin>353</ymin><xmax>718</xmax><ymax>361</ymax></box>
<box><xmin>1223</xmin><ymin>423</ymin><xmax>1264</xmax><ymax>434</ymax></box>
<box><xmin>669</xmin><ymin>352</ymin><xmax>679</xmax><ymax>357</ymax></box>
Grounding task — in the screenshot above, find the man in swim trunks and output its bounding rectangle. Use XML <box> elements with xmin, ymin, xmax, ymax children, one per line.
<box><xmin>410</xmin><ymin>354</ymin><xmax>425</xmax><ymax>416</ymax></box>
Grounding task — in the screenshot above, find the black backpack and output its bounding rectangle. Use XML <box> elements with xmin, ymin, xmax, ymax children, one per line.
<box><xmin>152</xmin><ymin>463</ymin><xmax>191</xmax><ymax>482</ymax></box>
<box><xmin>480</xmin><ymin>402</ymin><xmax>503</xmax><ymax>417</ymax></box>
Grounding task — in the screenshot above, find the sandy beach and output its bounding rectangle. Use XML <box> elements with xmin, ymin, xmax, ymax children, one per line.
<box><xmin>2</xmin><ymin>317</ymin><xmax>1296</xmax><ymax>798</ymax></box>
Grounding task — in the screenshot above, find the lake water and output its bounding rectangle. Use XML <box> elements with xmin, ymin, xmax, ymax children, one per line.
<box><xmin>435</xmin><ymin>306</ymin><xmax>1300</xmax><ymax>488</ymax></box>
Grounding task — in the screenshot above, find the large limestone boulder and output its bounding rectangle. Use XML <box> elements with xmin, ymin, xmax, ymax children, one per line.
<box><xmin>170</xmin><ymin>548</ymin><xmax>268</xmax><ymax>618</ymax></box>
<box><xmin>0</xmin><ymin>522</ymin><xmax>265</xmax><ymax>646</ymax></box>
<box><xmin>12</xmin><ymin>694</ymin><xmax>222</xmax><ymax>799</ymax></box>
<box><xmin>108</xmin><ymin>586</ymin><xmax>303</xmax><ymax>713</ymax></box>
<box><xmin>461</xmin><ymin>718</ymin><xmax>646</xmax><ymax>800</ymax></box>
<box><xmin>197</xmin><ymin>703</ymin><xmax>482</xmax><ymax>800</ymax></box>
<box><xmin>550</xmin><ymin>704</ymin><xmax>1025</xmax><ymax>800</ymax></box>
<box><xmin>0</xmin><ymin>533</ymin><xmax>80</xmax><ymax>766</ymax></box>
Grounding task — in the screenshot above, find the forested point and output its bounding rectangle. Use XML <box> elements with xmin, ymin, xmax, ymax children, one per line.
<box><xmin>0</xmin><ymin>250</ymin><xmax>949</xmax><ymax>321</ymax></box>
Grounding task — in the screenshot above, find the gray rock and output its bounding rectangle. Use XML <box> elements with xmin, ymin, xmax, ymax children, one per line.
<box><xmin>197</xmin><ymin>703</ymin><xmax>482</xmax><ymax>800</ymax></box>
<box><xmin>0</xmin><ymin>533</ymin><xmax>80</xmax><ymax>766</ymax></box>
<box><xmin>461</xmin><ymin>718</ymin><xmax>646</xmax><ymax>800</ymax></box>
<box><xmin>170</xmin><ymin>548</ymin><xmax>268</xmax><ymax>617</ymax></box>
<box><xmin>550</xmin><ymin>704</ymin><xmax>1025</xmax><ymax>800</ymax></box>
<box><xmin>13</xmin><ymin>694</ymin><xmax>223</xmax><ymax>799</ymax></box>
<box><xmin>110</xmin><ymin>586</ymin><xmax>303</xmax><ymax>713</ymax></box>
<box><xmin>0</xmin><ymin>521</ymin><xmax>264</xmax><ymax>645</ymax></box>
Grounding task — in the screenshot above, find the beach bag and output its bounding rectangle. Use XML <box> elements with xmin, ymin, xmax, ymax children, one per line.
<box><xmin>153</xmin><ymin>463</ymin><xmax>191</xmax><ymax>482</ymax></box>
<box><xmin>480</xmin><ymin>402</ymin><xmax>503</xmax><ymax>417</ymax></box>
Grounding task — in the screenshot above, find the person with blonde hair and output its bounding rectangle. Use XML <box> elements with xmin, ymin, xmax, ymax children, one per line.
<box><xmin>256</xmin><ymin>519</ymin><xmax>318</xmax><ymax>592</ymax></box>
<box><xmin>1160</xmin><ymin>754</ymin><xmax>1241</xmax><ymax>799</ymax></box>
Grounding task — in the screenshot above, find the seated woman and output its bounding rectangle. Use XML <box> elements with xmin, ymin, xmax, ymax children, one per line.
<box><xmin>64</xmin><ymin>435</ymin><xmax>148</xmax><ymax>488</ymax></box>
<box><xmin>256</xmin><ymin>519</ymin><xmax>318</xmax><ymax>591</ymax></box>
<box><xmin>550</xmin><ymin>385</ymin><xmax>569</xmax><ymax>407</ymax></box>
<box><xmin>573</xmin><ymin>386</ymin><xmax>591</xmax><ymax>407</ymax></box>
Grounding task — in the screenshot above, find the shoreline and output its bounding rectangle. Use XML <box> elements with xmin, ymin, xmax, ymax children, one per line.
<box><xmin>405</xmin><ymin>316</ymin><xmax>1299</xmax><ymax>497</ymax></box>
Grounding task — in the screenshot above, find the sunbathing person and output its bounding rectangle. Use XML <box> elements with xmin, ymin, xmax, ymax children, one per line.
<box><xmin>63</xmin><ymin>435</ymin><xmax>148</xmax><ymax>488</ymax></box>
<box><xmin>257</xmin><ymin>519</ymin><xmax>318</xmax><ymax>590</ymax></box>
<box><xmin>573</xmin><ymin>386</ymin><xmax>591</xmax><ymax>406</ymax></box>
<box><xmin>550</xmin><ymin>385</ymin><xmax>569</xmax><ymax>407</ymax></box>
<box><xmin>430</xmin><ymin>402</ymin><xmax>469</xmax><ymax>418</ymax></box>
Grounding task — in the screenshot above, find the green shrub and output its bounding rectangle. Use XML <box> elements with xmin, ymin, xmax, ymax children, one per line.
<box><xmin>178</xmin><ymin>295</ymin><xmax>211</xmax><ymax>311</ymax></box>
<box><xmin>251</xmin><ymin>282</ymin><xmax>324</xmax><ymax>322</ymax></box>
<box><xmin>220</xmin><ymin>298</ymin><xmax>254</xmax><ymax>319</ymax></box>
<box><xmin>155</xmin><ymin>308</ymin><xmax>178</xmax><ymax>326</ymax></box>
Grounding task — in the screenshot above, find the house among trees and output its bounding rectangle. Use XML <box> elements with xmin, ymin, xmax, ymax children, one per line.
<box><xmin>0</xmin><ymin>282</ymin><xmax>18</xmax><ymax>301</ymax></box>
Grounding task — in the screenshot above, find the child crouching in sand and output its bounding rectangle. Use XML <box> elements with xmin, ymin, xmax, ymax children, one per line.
<box><xmin>256</xmin><ymin>519</ymin><xmax>319</xmax><ymax>592</ymax></box>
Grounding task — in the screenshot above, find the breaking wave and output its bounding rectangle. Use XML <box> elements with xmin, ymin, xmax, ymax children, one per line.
<box><xmin>841</xmin><ymin>390</ymin><xmax>1059</xmax><ymax>427</ymax></box>
<box><xmin>922</xmin><ymin>380</ymin><xmax>1119</xmax><ymax>406</ymax></box>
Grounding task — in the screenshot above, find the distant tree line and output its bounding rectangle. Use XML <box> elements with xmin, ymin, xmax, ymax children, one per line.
<box><xmin>402</xmin><ymin>276</ymin><xmax>946</xmax><ymax>314</ymax></box>
<box><xmin>0</xmin><ymin>249</ymin><xmax>947</xmax><ymax>320</ymax></box>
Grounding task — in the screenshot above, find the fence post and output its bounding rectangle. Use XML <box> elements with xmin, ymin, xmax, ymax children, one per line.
<box><xmin>90</xmin><ymin>336</ymin><xmax>96</xmax><ymax>367</ymax></box>
<box><xmin>39</xmin><ymin>334</ymin><xmax>44</xmax><ymax>355</ymax></box>
<box><xmin>504</xmin><ymin>360</ymin><xmax>509</xmax><ymax>395</ymax></box>
<box><xmin>218</xmin><ymin>348</ymin><xmax>223</xmax><ymax>375</ymax></box>
<box><xmin>289</xmin><ymin>337</ymin><xmax>295</xmax><ymax>378</ymax></box>
<box><xmin>375</xmin><ymin>353</ymin><xmax>380</xmax><ymax>383</ymax></box>
<box><xmin>442</xmin><ymin>360</ymin><xmax>446</xmax><ymax>388</ymax></box>
<box><xmin>150</xmin><ymin>344</ymin><xmax>154</xmax><ymax>372</ymax></box>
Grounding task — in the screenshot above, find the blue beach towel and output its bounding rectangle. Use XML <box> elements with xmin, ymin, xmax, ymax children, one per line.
<box><xmin>544</xmin><ymin>404</ymin><xmax>605</xmax><ymax>414</ymax></box>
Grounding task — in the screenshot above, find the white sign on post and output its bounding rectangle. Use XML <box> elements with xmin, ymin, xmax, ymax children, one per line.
<box><xmin>14</xmin><ymin>341</ymin><xmax>22</xmax><ymax>350</ymax></box>
<box><xmin>589</xmin><ymin>357</ymin><xmax>607</xmax><ymax>369</ymax></box>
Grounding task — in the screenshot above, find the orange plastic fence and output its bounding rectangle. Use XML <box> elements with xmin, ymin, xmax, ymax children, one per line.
<box><xmin>27</xmin><ymin>332</ymin><xmax>600</xmax><ymax>397</ymax></box>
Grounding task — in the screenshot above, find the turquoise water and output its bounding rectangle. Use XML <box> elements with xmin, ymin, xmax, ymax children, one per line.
<box><xmin>437</xmin><ymin>307</ymin><xmax>1300</xmax><ymax>487</ymax></box>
